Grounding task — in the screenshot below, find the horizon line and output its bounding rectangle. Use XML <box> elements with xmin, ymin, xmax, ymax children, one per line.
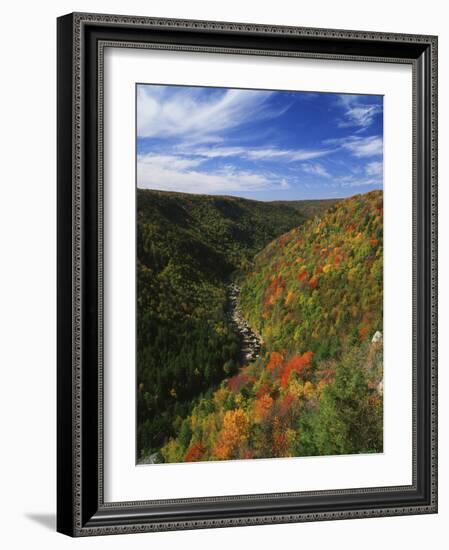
<box><xmin>136</xmin><ymin>186</ymin><xmax>381</xmax><ymax>203</ymax></box>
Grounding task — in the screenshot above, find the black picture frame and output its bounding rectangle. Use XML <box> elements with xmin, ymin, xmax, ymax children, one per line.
<box><xmin>57</xmin><ymin>12</ymin><xmax>438</xmax><ymax>537</ymax></box>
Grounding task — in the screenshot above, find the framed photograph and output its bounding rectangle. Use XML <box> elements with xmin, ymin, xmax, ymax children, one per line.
<box><xmin>57</xmin><ymin>12</ymin><xmax>438</xmax><ymax>536</ymax></box>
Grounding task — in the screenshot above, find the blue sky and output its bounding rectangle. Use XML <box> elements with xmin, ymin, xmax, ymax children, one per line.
<box><xmin>136</xmin><ymin>84</ymin><xmax>383</xmax><ymax>201</ymax></box>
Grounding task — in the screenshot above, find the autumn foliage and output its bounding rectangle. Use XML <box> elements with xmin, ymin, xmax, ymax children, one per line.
<box><xmin>240</xmin><ymin>191</ymin><xmax>383</xmax><ymax>362</ymax></box>
<box><xmin>253</xmin><ymin>393</ymin><xmax>273</xmax><ymax>423</ymax></box>
<box><xmin>184</xmin><ymin>442</ymin><xmax>205</xmax><ymax>462</ymax></box>
<box><xmin>280</xmin><ymin>352</ymin><xmax>314</xmax><ymax>389</ymax></box>
<box><xmin>159</xmin><ymin>191</ymin><xmax>383</xmax><ymax>464</ymax></box>
<box><xmin>266</xmin><ymin>351</ymin><xmax>284</xmax><ymax>373</ymax></box>
<box><xmin>213</xmin><ymin>409</ymin><xmax>249</xmax><ymax>459</ymax></box>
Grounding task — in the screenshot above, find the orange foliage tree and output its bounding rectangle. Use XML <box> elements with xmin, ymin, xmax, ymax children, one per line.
<box><xmin>253</xmin><ymin>393</ymin><xmax>273</xmax><ymax>423</ymax></box>
<box><xmin>213</xmin><ymin>409</ymin><xmax>248</xmax><ymax>460</ymax></box>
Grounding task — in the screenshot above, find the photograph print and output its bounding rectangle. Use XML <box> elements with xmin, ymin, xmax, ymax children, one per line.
<box><xmin>136</xmin><ymin>84</ymin><xmax>384</xmax><ymax>465</ymax></box>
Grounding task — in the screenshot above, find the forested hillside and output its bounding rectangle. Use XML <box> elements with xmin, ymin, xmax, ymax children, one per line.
<box><xmin>239</xmin><ymin>190</ymin><xmax>383</xmax><ymax>362</ymax></box>
<box><xmin>160</xmin><ymin>191</ymin><xmax>383</xmax><ymax>462</ymax></box>
<box><xmin>270</xmin><ymin>198</ymin><xmax>340</xmax><ymax>220</ymax></box>
<box><xmin>137</xmin><ymin>189</ymin><xmax>335</xmax><ymax>459</ymax></box>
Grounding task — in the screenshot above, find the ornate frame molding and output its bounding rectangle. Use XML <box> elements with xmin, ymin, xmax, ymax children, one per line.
<box><xmin>57</xmin><ymin>12</ymin><xmax>438</xmax><ymax>537</ymax></box>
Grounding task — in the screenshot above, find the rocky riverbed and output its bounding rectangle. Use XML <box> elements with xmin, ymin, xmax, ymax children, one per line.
<box><xmin>227</xmin><ymin>283</ymin><xmax>264</xmax><ymax>364</ymax></box>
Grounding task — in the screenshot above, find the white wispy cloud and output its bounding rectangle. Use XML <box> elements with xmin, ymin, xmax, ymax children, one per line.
<box><xmin>337</xmin><ymin>95</ymin><xmax>382</xmax><ymax>130</ymax></box>
<box><xmin>342</xmin><ymin>136</ymin><xmax>383</xmax><ymax>157</ymax></box>
<box><xmin>325</xmin><ymin>135</ymin><xmax>383</xmax><ymax>158</ymax></box>
<box><xmin>301</xmin><ymin>163</ymin><xmax>330</xmax><ymax>178</ymax></box>
<box><xmin>137</xmin><ymin>153</ymin><xmax>291</xmax><ymax>194</ymax></box>
<box><xmin>140</xmin><ymin>154</ymin><xmax>204</xmax><ymax>171</ymax></box>
<box><xmin>333</xmin><ymin>174</ymin><xmax>382</xmax><ymax>188</ymax></box>
<box><xmin>186</xmin><ymin>146</ymin><xmax>245</xmax><ymax>159</ymax></box>
<box><xmin>137</xmin><ymin>86</ymin><xmax>284</xmax><ymax>142</ymax></box>
<box><xmin>176</xmin><ymin>145</ymin><xmax>333</xmax><ymax>163</ymax></box>
<box><xmin>365</xmin><ymin>160</ymin><xmax>383</xmax><ymax>177</ymax></box>
<box><xmin>245</xmin><ymin>148</ymin><xmax>331</xmax><ymax>162</ymax></box>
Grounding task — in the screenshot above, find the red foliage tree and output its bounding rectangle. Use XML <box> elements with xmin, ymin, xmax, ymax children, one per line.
<box><xmin>265</xmin><ymin>275</ymin><xmax>284</xmax><ymax>306</ymax></box>
<box><xmin>308</xmin><ymin>275</ymin><xmax>318</xmax><ymax>290</ymax></box>
<box><xmin>228</xmin><ymin>373</ymin><xmax>249</xmax><ymax>393</ymax></box>
<box><xmin>266</xmin><ymin>351</ymin><xmax>284</xmax><ymax>373</ymax></box>
<box><xmin>280</xmin><ymin>351</ymin><xmax>314</xmax><ymax>388</ymax></box>
<box><xmin>184</xmin><ymin>442</ymin><xmax>205</xmax><ymax>462</ymax></box>
<box><xmin>255</xmin><ymin>382</ymin><xmax>272</xmax><ymax>398</ymax></box>
<box><xmin>359</xmin><ymin>325</ymin><xmax>369</xmax><ymax>341</ymax></box>
<box><xmin>279</xmin><ymin>393</ymin><xmax>295</xmax><ymax>416</ymax></box>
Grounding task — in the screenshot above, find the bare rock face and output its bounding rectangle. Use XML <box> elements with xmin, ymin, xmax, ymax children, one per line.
<box><xmin>371</xmin><ymin>331</ymin><xmax>382</xmax><ymax>344</ymax></box>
